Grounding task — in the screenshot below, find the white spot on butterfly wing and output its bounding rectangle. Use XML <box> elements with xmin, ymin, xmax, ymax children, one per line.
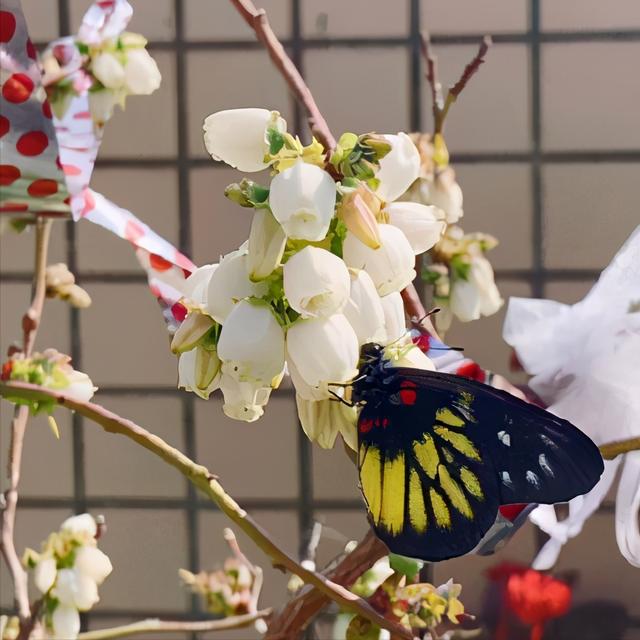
<box><xmin>526</xmin><ymin>470</ymin><xmax>540</xmax><ymax>488</ymax></box>
<box><xmin>540</xmin><ymin>434</ymin><xmax>558</xmax><ymax>449</ymax></box>
<box><xmin>501</xmin><ymin>471</ymin><xmax>513</xmax><ymax>488</ymax></box>
<box><xmin>497</xmin><ymin>430</ymin><xmax>511</xmax><ymax>447</ymax></box>
<box><xmin>538</xmin><ymin>453</ymin><xmax>554</xmax><ymax>477</ymax></box>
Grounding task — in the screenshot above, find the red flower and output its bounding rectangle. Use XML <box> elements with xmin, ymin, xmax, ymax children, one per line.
<box><xmin>506</xmin><ymin>569</ymin><xmax>571</xmax><ymax>640</ymax></box>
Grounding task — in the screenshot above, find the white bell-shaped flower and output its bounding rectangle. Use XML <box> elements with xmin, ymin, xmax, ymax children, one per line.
<box><xmin>379</xmin><ymin>291</ymin><xmax>406</xmax><ymax>345</ymax></box>
<box><xmin>91</xmin><ymin>52</ymin><xmax>125</xmax><ymax>89</ymax></box>
<box><xmin>53</xmin><ymin>568</ymin><xmax>99</xmax><ymax>611</ymax></box>
<box><xmin>205</xmin><ymin>250</ymin><xmax>267</xmax><ymax>323</ymax></box>
<box><xmin>203</xmin><ymin>108</ymin><xmax>286</xmax><ymax>172</ymax></box>
<box><xmin>183</xmin><ymin>263</ymin><xmax>217</xmax><ymax>307</ymax></box>
<box><xmin>295</xmin><ymin>395</ymin><xmax>358</xmax><ymax>450</ymax></box>
<box><xmin>283</xmin><ymin>246</ymin><xmax>350</xmax><ymax>318</ymax></box>
<box><xmin>124</xmin><ymin>48</ymin><xmax>161</xmax><ymax>95</ymax></box>
<box><xmin>178</xmin><ymin>346</ymin><xmax>222</xmax><ymax>400</ymax></box>
<box><xmin>74</xmin><ymin>547</ymin><xmax>113</xmax><ymax>586</ymax></box>
<box><xmin>52</xmin><ymin>604</ymin><xmax>81</xmax><ymax>640</ymax></box>
<box><xmin>88</xmin><ymin>90</ymin><xmax>117</xmax><ymax>125</ymax></box>
<box><xmin>61</xmin><ymin>514</ymin><xmax>97</xmax><ymax>539</ymax></box>
<box><xmin>34</xmin><ymin>556</ymin><xmax>57</xmax><ymax>594</ymax></box>
<box><xmin>450</xmin><ymin>255</ymin><xmax>503</xmax><ymax>322</ymax></box>
<box><xmin>269</xmin><ymin>161</ymin><xmax>337</xmax><ymax>241</ymax></box>
<box><xmin>420</xmin><ymin>169</ymin><xmax>464</xmax><ymax>224</ymax></box>
<box><xmin>342</xmin><ymin>269</ymin><xmax>386</xmax><ymax>345</ymax></box>
<box><xmin>247</xmin><ymin>209</ymin><xmax>286</xmax><ymax>281</ymax></box>
<box><xmin>385</xmin><ymin>202</ymin><xmax>445</xmax><ymax>255</ymax></box>
<box><xmin>286</xmin><ymin>315</ymin><xmax>359</xmax><ymax>397</ymax></box>
<box><xmin>375</xmin><ymin>133</ymin><xmax>421</xmax><ymax>203</ymax></box>
<box><xmin>217</xmin><ymin>300</ymin><xmax>285</xmax><ymax>385</ymax></box>
<box><xmin>343</xmin><ymin>224</ymin><xmax>416</xmax><ymax>296</ymax></box>
<box><xmin>219</xmin><ymin>370</ymin><xmax>273</xmax><ymax>422</ymax></box>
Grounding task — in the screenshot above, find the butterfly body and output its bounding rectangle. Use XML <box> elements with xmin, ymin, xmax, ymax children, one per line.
<box><xmin>352</xmin><ymin>343</ymin><xmax>604</xmax><ymax>562</ymax></box>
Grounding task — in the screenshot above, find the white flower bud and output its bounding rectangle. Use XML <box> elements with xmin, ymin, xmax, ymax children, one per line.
<box><xmin>247</xmin><ymin>209</ymin><xmax>286</xmax><ymax>281</ymax></box>
<box><xmin>34</xmin><ymin>556</ymin><xmax>57</xmax><ymax>594</ymax></box>
<box><xmin>52</xmin><ymin>604</ymin><xmax>80</xmax><ymax>640</ymax></box>
<box><xmin>343</xmin><ymin>224</ymin><xmax>416</xmax><ymax>296</ymax></box>
<box><xmin>384</xmin><ymin>202</ymin><xmax>445</xmax><ymax>255</ymax></box>
<box><xmin>269</xmin><ymin>161</ymin><xmax>336</xmax><ymax>241</ymax></box>
<box><xmin>88</xmin><ymin>90</ymin><xmax>118</xmax><ymax>125</ymax></box>
<box><xmin>283</xmin><ymin>246</ymin><xmax>350</xmax><ymax>318</ymax></box>
<box><xmin>205</xmin><ymin>250</ymin><xmax>267</xmax><ymax>324</ymax></box>
<box><xmin>217</xmin><ymin>300</ymin><xmax>285</xmax><ymax>385</ymax></box>
<box><xmin>178</xmin><ymin>346</ymin><xmax>221</xmax><ymax>399</ymax></box>
<box><xmin>342</xmin><ymin>269</ymin><xmax>386</xmax><ymax>345</ymax></box>
<box><xmin>375</xmin><ymin>133</ymin><xmax>421</xmax><ymax>203</ymax></box>
<box><xmin>183</xmin><ymin>264</ymin><xmax>217</xmax><ymax>307</ymax></box>
<box><xmin>53</xmin><ymin>568</ymin><xmax>99</xmax><ymax>611</ymax></box>
<box><xmin>170</xmin><ymin>312</ymin><xmax>215</xmax><ymax>354</ymax></box>
<box><xmin>420</xmin><ymin>169</ymin><xmax>464</xmax><ymax>224</ymax></box>
<box><xmin>203</xmin><ymin>108</ymin><xmax>286</xmax><ymax>172</ymax></box>
<box><xmin>379</xmin><ymin>291</ymin><xmax>406</xmax><ymax>345</ymax></box>
<box><xmin>124</xmin><ymin>48</ymin><xmax>161</xmax><ymax>95</ymax></box>
<box><xmin>450</xmin><ymin>256</ymin><xmax>503</xmax><ymax>322</ymax></box>
<box><xmin>64</xmin><ymin>370</ymin><xmax>97</xmax><ymax>403</ymax></box>
<box><xmin>61</xmin><ymin>514</ymin><xmax>97</xmax><ymax>539</ymax></box>
<box><xmin>91</xmin><ymin>52</ymin><xmax>125</xmax><ymax>89</ymax></box>
<box><xmin>295</xmin><ymin>395</ymin><xmax>358</xmax><ymax>450</ymax></box>
<box><xmin>74</xmin><ymin>547</ymin><xmax>112</xmax><ymax>586</ymax></box>
<box><xmin>286</xmin><ymin>315</ymin><xmax>359</xmax><ymax>397</ymax></box>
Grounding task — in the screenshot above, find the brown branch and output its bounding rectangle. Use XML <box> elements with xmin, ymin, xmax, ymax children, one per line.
<box><xmin>600</xmin><ymin>436</ymin><xmax>640</xmax><ymax>460</ymax></box>
<box><xmin>0</xmin><ymin>382</ymin><xmax>413</xmax><ymax>640</ymax></box>
<box><xmin>420</xmin><ymin>30</ymin><xmax>444</xmax><ymax>121</ymax></box>
<box><xmin>265</xmin><ymin>530</ymin><xmax>388</xmax><ymax>640</ymax></box>
<box><xmin>448</xmin><ymin>36</ymin><xmax>492</xmax><ymax>99</ymax></box>
<box><xmin>76</xmin><ymin>610</ymin><xmax>272</xmax><ymax>640</ymax></box>
<box><xmin>229</xmin><ymin>0</ymin><xmax>336</xmax><ymax>152</ymax></box>
<box><xmin>1</xmin><ymin>218</ymin><xmax>53</xmax><ymax>631</ymax></box>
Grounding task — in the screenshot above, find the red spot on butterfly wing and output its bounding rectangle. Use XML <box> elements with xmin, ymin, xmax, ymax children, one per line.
<box><xmin>62</xmin><ymin>164</ymin><xmax>82</xmax><ymax>176</ymax></box>
<box><xmin>359</xmin><ymin>418</ymin><xmax>374</xmax><ymax>434</ymax></box>
<box><xmin>0</xmin><ymin>165</ymin><xmax>20</xmax><ymax>186</ymax></box>
<box><xmin>399</xmin><ymin>379</ymin><xmax>418</xmax><ymax>405</ymax></box>
<box><xmin>412</xmin><ymin>333</ymin><xmax>431</xmax><ymax>353</ymax></box>
<box><xmin>124</xmin><ymin>219</ymin><xmax>146</xmax><ymax>243</ymax></box>
<box><xmin>499</xmin><ymin>504</ymin><xmax>528</xmax><ymax>521</ymax></box>
<box><xmin>0</xmin><ymin>202</ymin><xmax>28</xmax><ymax>212</ymax></box>
<box><xmin>2</xmin><ymin>74</ymin><xmax>34</xmax><ymax>103</ymax></box>
<box><xmin>16</xmin><ymin>131</ymin><xmax>49</xmax><ymax>156</ymax></box>
<box><xmin>0</xmin><ymin>11</ymin><xmax>17</xmax><ymax>43</ymax></box>
<box><xmin>26</xmin><ymin>38</ymin><xmax>37</xmax><ymax>60</ymax></box>
<box><xmin>42</xmin><ymin>100</ymin><xmax>53</xmax><ymax>119</ymax></box>
<box><xmin>80</xmin><ymin>189</ymin><xmax>95</xmax><ymax>217</ymax></box>
<box><xmin>171</xmin><ymin>301</ymin><xmax>188</xmax><ymax>323</ymax></box>
<box><xmin>456</xmin><ymin>361</ymin><xmax>486</xmax><ymax>383</ymax></box>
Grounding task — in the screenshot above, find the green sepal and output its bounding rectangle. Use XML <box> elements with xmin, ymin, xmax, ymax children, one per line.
<box><xmin>267</xmin><ymin>127</ymin><xmax>286</xmax><ymax>155</ymax></box>
<box><xmin>450</xmin><ymin>254</ymin><xmax>471</xmax><ymax>281</ymax></box>
<box><xmin>389</xmin><ymin>552</ymin><xmax>424</xmax><ymax>581</ymax></box>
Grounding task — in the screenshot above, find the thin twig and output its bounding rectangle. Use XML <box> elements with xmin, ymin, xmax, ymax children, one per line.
<box><xmin>0</xmin><ymin>382</ymin><xmax>414</xmax><ymax>640</ymax></box>
<box><xmin>76</xmin><ymin>609</ymin><xmax>272</xmax><ymax>640</ymax></box>
<box><xmin>1</xmin><ymin>218</ymin><xmax>53</xmax><ymax>631</ymax></box>
<box><xmin>421</xmin><ymin>31</ymin><xmax>492</xmax><ymax>134</ymax></box>
<box><xmin>229</xmin><ymin>0</ymin><xmax>336</xmax><ymax>151</ymax></box>
<box><xmin>600</xmin><ymin>437</ymin><xmax>640</xmax><ymax>460</ymax></box>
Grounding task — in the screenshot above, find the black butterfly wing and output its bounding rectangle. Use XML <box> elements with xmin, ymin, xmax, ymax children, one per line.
<box><xmin>357</xmin><ymin>368</ymin><xmax>603</xmax><ymax>562</ymax></box>
<box><xmin>396</xmin><ymin>368</ymin><xmax>604</xmax><ymax>506</ymax></box>
<box><xmin>358</xmin><ymin>389</ymin><xmax>501</xmax><ymax>562</ymax></box>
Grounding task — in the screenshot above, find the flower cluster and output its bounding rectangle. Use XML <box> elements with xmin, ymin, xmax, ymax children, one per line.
<box><xmin>23</xmin><ymin>514</ymin><xmax>112</xmax><ymax>640</ymax></box>
<box><xmin>46</xmin><ymin>263</ymin><xmax>92</xmax><ymax>309</ymax></box>
<box><xmin>43</xmin><ymin>30</ymin><xmax>161</xmax><ymax>125</ymax></box>
<box><xmin>402</xmin><ymin>133</ymin><xmax>502</xmax><ymax>334</ymax></box>
<box><xmin>174</xmin><ymin>108</ymin><xmax>443</xmax><ymax>442</ymax></box>
<box><xmin>1</xmin><ymin>349</ymin><xmax>96</xmax><ymax>410</ymax></box>
<box><xmin>179</xmin><ymin>558</ymin><xmax>255</xmax><ymax>617</ymax></box>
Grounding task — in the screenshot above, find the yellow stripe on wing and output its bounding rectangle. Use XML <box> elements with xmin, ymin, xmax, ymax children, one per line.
<box><xmin>460</xmin><ymin>466</ymin><xmax>484</xmax><ymax>499</ymax></box>
<box><xmin>434</xmin><ymin>426</ymin><xmax>481</xmax><ymax>461</ymax></box>
<box><xmin>429</xmin><ymin>487</ymin><xmax>451</xmax><ymax>529</ymax></box>
<box><xmin>413</xmin><ymin>434</ymin><xmax>440</xmax><ymax>479</ymax></box>
<box><xmin>438</xmin><ymin>465</ymin><xmax>473</xmax><ymax>519</ymax></box>
<box><xmin>360</xmin><ymin>446</ymin><xmax>382</xmax><ymax>524</ymax></box>
<box><xmin>380</xmin><ymin>452</ymin><xmax>406</xmax><ymax>536</ymax></box>
<box><xmin>435</xmin><ymin>407</ymin><xmax>465</xmax><ymax>428</ymax></box>
<box><xmin>408</xmin><ymin>468</ymin><xmax>428</xmax><ymax>533</ymax></box>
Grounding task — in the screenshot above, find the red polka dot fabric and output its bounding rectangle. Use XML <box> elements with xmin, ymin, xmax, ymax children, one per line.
<box><xmin>1</xmin><ymin>0</ymin><xmax>195</xmax><ymax>330</ymax></box>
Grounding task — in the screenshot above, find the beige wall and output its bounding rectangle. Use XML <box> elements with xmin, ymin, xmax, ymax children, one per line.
<box><xmin>1</xmin><ymin>0</ymin><xmax>639</xmax><ymax>638</ymax></box>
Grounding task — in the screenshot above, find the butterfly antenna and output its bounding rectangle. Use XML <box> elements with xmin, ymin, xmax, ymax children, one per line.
<box><xmin>328</xmin><ymin>388</ymin><xmax>355</xmax><ymax>407</ymax></box>
<box><xmin>429</xmin><ymin>345</ymin><xmax>465</xmax><ymax>352</ymax></box>
<box><xmin>414</xmin><ymin>307</ymin><xmax>440</xmax><ymax>325</ymax></box>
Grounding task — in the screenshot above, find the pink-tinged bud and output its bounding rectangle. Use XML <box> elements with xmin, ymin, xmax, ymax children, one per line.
<box><xmin>338</xmin><ymin>191</ymin><xmax>381</xmax><ymax>250</ymax></box>
<box><xmin>170</xmin><ymin>312</ymin><xmax>215</xmax><ymax>354</ymax></box>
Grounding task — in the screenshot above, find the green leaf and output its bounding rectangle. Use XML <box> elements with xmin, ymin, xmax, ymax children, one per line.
<box><xmin>389</xmin><ymin>553</ymin><xmax>424</xmax><ymax>581</ymax></box>
<box><xmin>329</xmin><ymin>218</ymin><xmax>348</xmax><ymax>259</ymax></box>
<box><xmin>267</xmin><ymin>127</ymin><xmax>285</xmax><ymax>155</ymax></box>
<box><xmin>450</xmin><ymin>255</ymin><xmax>471</xmax><ymax>281</ymax></box>
<box><xmin>421</xmin><ymin>268</ymin><xmax>442</xmax><ymax>285</ymax></box>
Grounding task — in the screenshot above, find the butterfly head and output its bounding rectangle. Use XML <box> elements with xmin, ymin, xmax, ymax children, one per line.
<box><xmin>351</xmin><ymin>342</ymin><xmax>397</xmax><ymax>406</ymax></box>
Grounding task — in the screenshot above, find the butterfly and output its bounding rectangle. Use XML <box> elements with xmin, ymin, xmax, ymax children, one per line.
<box><xmin>349</xmin><ymin>343</ymin><xmax>604</xmax><ymax>562</ymax></box>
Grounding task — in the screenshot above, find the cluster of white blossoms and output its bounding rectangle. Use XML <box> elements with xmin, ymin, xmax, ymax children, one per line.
<box><xmin>23</xmin><ymin>514</ymin><xmax>112</xmax><ymax>639</ymax></box>
<box><xmin>43</xmin><ymin>31</ymin><xmax>161</xmax><ymax>125</ymax></box>
<box><xmin>402</xmin><ymin>133</ymin><xmax>502</xmax><ymax>333</ymax></box>
<box><xmin>173</xmin><ymin>108</ymin><xmax>445</xmax><ymax>446</ymax></box>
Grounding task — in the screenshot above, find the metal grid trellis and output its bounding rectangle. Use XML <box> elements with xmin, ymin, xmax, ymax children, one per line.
<box><xmin>1</xmin><ymin>0</ymin><xmax>640</xmax><ymax>631</ymax></box>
